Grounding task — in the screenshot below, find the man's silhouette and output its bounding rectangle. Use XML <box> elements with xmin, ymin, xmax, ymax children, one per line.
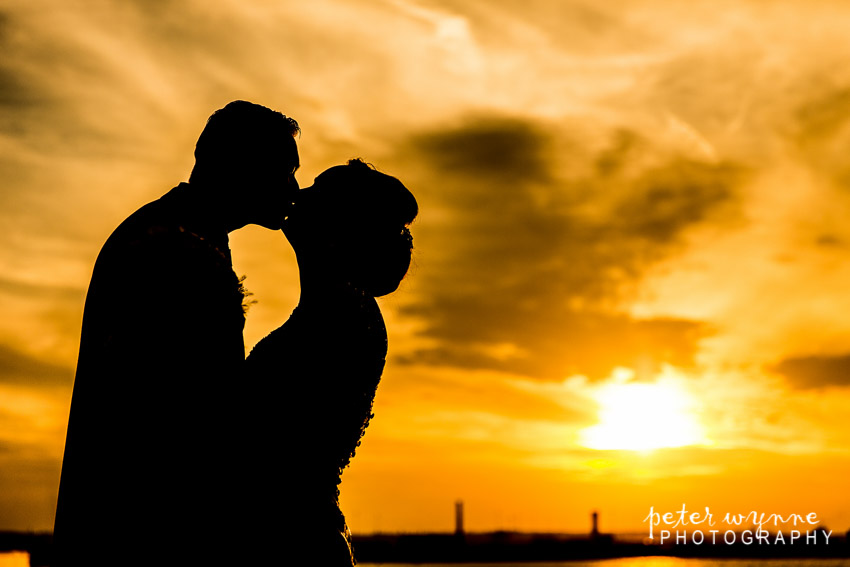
<box><xmin>53</xmin><ymin>101</ymin><xmax>300</xmax><ymax>566</ymax></box>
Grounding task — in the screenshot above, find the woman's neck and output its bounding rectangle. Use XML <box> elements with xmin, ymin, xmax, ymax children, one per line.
<box><xmin>295</xmin><ymin>253</ymin><xmax>362</xmax><ymax>305</ymax></box>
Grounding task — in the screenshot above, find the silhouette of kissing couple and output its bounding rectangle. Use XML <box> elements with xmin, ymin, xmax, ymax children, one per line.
<box><xmin>53</xmin><ymin>101</ymin><xmax>418</xmax><ymax>566</ymax></box>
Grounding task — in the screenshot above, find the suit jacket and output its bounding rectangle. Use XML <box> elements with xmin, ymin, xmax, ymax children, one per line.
<box><xmin>54</xmin><ymin>183</ymin><xmax>247</xmax><ymax>566</ymax></box>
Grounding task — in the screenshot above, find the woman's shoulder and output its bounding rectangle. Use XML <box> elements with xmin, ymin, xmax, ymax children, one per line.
<box><xmin>246</xmin><ymin>288</ymin><xmax>387</xmax><ymax>366</ymax></box>
<box><xmin>322</xmin><ymin>286</ymin><xmax>387</xmax><ymax>344</ymax></box>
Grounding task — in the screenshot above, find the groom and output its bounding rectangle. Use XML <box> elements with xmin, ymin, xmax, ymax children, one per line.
<box><xmin>53</xmin><ymin>101</ymin><xmax>300</xmax><ymax>566</ymax></box>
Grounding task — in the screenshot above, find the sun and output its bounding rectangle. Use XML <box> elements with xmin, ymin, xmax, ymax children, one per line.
<box><xmin>579</xmin><ymin>368</ymin><xmax>705</xmax><ymax>452</ymax></box>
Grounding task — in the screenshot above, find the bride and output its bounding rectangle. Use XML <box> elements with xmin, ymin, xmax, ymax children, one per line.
<box><xmin>243</xmin><ymin>158</ymin><xmax>418</xmax><ymax>565</ymax></box>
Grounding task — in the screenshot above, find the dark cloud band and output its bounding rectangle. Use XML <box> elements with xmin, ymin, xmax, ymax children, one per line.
<box><xmin>399</xmin><ymin>114</ymin><xmax>744</xmax><ymax>379</ymax></box>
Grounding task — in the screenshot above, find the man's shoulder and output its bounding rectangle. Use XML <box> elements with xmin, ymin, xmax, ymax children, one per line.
<box><xmin>93</xmin><ymin>185</ymin><xmax>230</xmax><ymax>280</ymax></box>
<box><xmin>102</xmin><ymin>187</ymin><xmax>181</xmax><ymax>249</ymax></box>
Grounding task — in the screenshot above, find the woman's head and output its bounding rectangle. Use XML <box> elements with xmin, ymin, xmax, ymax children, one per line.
<box><xmin>285</xmin><ymin>159</ymin><xmax>418</xmax><ymax>297</ymax></box>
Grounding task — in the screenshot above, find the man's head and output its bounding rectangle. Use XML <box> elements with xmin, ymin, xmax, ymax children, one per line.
<box><xmin>189</xmin><ymin>100</ymin><xmax>300</xmax><ymax>230</ymax></box>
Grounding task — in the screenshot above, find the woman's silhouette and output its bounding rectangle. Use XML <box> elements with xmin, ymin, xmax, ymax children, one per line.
<box><xmin>244</xmin><ymin>159</ymin><xmax>418</xmax><ymax>565</ymax></box>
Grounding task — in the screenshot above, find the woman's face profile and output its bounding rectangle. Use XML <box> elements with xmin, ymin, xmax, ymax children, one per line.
<box><xmin>282</xmin><ymin>177</ymin><xmax>326</xmax><ymax>245</ymax></box>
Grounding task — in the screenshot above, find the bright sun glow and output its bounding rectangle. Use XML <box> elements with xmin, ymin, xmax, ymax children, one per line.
<box><xmin>580</xmin><ymin>368</ymin><xmax>705</xmax><ymax>452</ymax></box>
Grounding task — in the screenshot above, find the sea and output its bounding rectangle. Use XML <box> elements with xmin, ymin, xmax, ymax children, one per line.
<box><xmin>359</xmin><ymin>560</ymin><xmax>850</xmax><ymax>567</ymax></box>
<box><xmin>1</xmin><ymin>554</ymin><xmax>848</xmax><ymax>567</ymax></box>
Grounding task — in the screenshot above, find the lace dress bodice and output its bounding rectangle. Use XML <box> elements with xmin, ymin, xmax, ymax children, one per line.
<box><xmin>243</xmin><ymin>283</ymin><xmax>387</xmax><ymax>564</ymax></box>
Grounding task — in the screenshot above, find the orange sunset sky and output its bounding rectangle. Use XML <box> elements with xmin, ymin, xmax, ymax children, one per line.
<box><xmin>4</xmin><ymin>0</ymin><xmax>850</xmax><ymax>537</ymax></box>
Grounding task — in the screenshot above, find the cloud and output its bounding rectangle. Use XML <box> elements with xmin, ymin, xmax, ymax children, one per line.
<box><xmin>409</xmin><ymin>115</ymin><xmax>553</xmax><ymax>184</ymax></box>
<box><xmin>772</xmin><ymin>354</ymin><xmax>850</xmax><ymax>389</ymax></box>
<box><xmin>790</xmin><ymin>85</ymin><xmax>850</xmax><ymax>192</ymax></box>
<box><xmin>0</xmin><ymin>10</ymin><xmax>34</xmax><ymax>105</ymax></box>
<box><xmin>0</xmin><ymin>276</ymin><xmax>81</xmax><ymax>303</ymax></box>
<box><xmin>613</xmin><ymin>159</ymin><xmax>739</xmax><ymax>243</ymax></box>
<box><xmin>398</xmin><ymin>114</ymin><xmax>744</xmax><ymax>379</ymax></box>
<box><xmin>795</xmin><ymin>87</ymin><xmax>850</xmax><ymax>144</ymax></box>
<box><xmin>0</xmin><ymin>452</ymin><xmax>62</xmax><ymax>531</ymax></box>
<box><xmin>0</xmin><ymin>344</ymin><xmax>73</xmax><ymax>388</ymax></box>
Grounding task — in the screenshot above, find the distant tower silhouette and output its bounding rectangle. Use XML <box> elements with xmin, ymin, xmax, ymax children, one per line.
<box><xmin>455</xmin><ymin>500</ymin><xmax>464</xmax><ymax>535</ymax></box>
<box><xmin>591</xmin><ymin>510</ymin><xmax>599</xmax><ymax>539</ymax></box>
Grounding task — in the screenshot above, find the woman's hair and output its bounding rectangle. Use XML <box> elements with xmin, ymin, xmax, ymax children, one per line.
<box><xmin>296</xmin><ymin>159</ymin><xmax>418</xmax><ymax>297</ymax></box>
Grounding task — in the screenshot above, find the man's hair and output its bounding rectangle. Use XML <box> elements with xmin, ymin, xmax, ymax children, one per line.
<box><xmin>189</xmin><ymin>100</ymin><xmax>300</xmax><ymax>185</ymax></box>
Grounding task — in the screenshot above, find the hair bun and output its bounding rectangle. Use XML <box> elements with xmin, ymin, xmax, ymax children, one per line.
<box><xmin>308</xmin><ymin>160</ymin><xmax>418</xmax><ymax>297</ymax></box>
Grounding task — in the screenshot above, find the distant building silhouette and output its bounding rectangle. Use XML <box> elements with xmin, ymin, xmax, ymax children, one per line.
<box><xmin>591</xmin><ymin>511</ymin><xmax>599</xmax><ymax>539</ymax></box>
<box><xmin>455</xmin><ymin>500</ymin><xmax>465</xmax><ymax>536</ymax></box>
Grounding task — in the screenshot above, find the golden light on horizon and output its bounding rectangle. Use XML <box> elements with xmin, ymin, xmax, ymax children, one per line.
<box><xmin>580</xmin><ymin>368</ymin><xmax>706</xmax><ymax>452</ymax></box>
